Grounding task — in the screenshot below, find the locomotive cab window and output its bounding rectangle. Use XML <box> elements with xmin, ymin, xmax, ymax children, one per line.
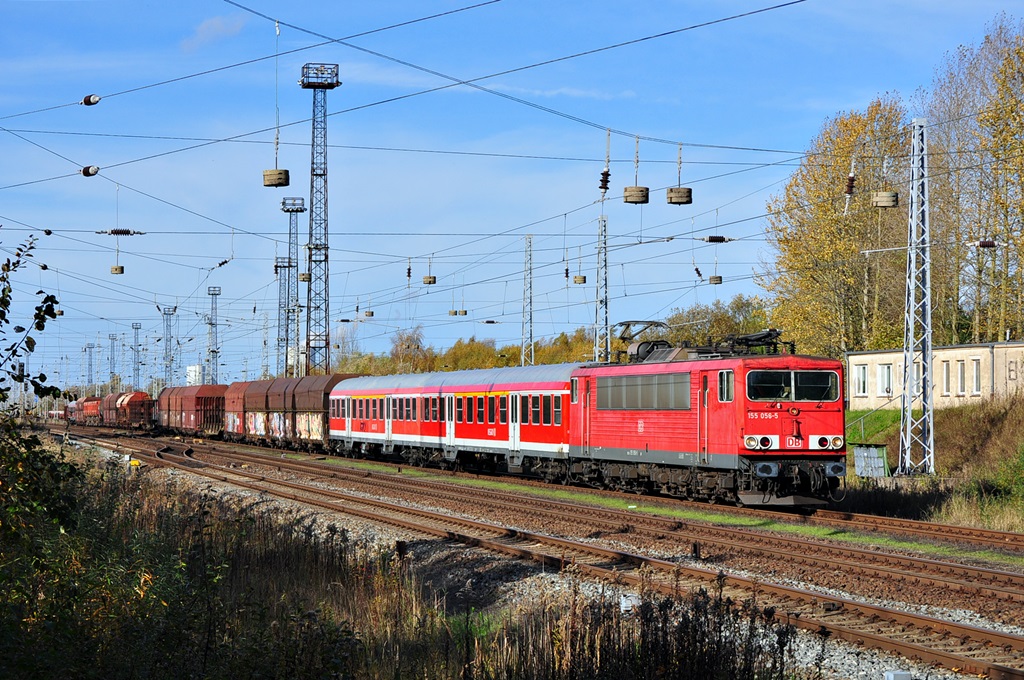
<box><xmin>746</xmin><ymin>370</ymin><xmax>839</xmax><ymax>402</ymax></box>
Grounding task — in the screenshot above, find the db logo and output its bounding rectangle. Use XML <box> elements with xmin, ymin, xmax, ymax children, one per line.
<box><xmin>637</xmin><ymin>420</ymin><xmax>645</xmax><ymax>433</ymax></box>
<box><xmin>785</xmin><ymin>436</ymin><xmax>801</xmax><ymax>448</ymax></box>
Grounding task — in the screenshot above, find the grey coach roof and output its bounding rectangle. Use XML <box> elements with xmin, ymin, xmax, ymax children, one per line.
<box><xmin>333</xmin><ymin>363</ymin><xmax>585</xmax><ymax>393</ymax></box>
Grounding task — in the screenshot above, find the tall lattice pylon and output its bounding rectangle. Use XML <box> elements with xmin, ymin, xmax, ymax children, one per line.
<box><xmin>898</xmin><ymin>118</ymin><xmax>935</xmax><ymax>475</ymax></box>
<box><xmin>300</xmin><ymin>64</ymin><xmax>340</xmax><ymax>375</ymax></box>
<box><xmin>207</xmin><ymin>287</ymin><xmax>221</xmax><ymax>384</ymax></box>
<box><xmin>132</xmin><ymin>323</ymin><xmax>142</xmax><ymax>390</ymax></box>
<box><xmin>281</xmin><ymin>197</ymin><xmax>305</xmax><ymax>376</ymax></box>
<box><xmin>522</xmin><ymin>235</ymin><xmax>534</xmax><ymax>366</ymax></box>
<box><xmin>162</xmin><ymin>306</ymin><xmax>176</xmax><ymax>389</ymax></box>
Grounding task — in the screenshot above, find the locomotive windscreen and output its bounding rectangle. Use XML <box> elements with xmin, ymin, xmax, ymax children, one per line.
<box><xmin>746</xmin><ymin>370</ymin><xmax>839</xmax><ymax>402</ymax></box>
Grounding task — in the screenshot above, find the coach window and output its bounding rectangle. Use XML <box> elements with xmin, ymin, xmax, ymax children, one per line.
<box><xmin>521</xmin><ymin>395</ymin><xmax>530</xmax><ymax>424</ymax></box>
<box><xmin>553</xmin><ymin>395</ymin><xmax>562</xmax><ymax>425</ymax></box>
<box><xmin>499</xmin><ymin>395</ymin><xmax>507</xmax><ymax>424</ymax></box>
<box><xmin>456</xmin><ymin>397</ymin><xmax>464</xmax><ymax>423</ymax></box>
<box><xmin>412</xmin><ymin>397</ymin><xmax>418</xmax><ymax>421</ymax></box>
<box><xmin>718</xmin><ymin>370</ymin><xmax>734</xmax><ymax>402</ymax></box>
<box><xmin>467</xmin><ymin>396</ymin><xmax>475</xmax><ymax>424</ymax></box>
<box><xmin>542</xmin><ymin>395</ymin><xmax>552</xmax><ymax>425</ymax></box>
<box><xmin>477</xmin><ymin>396</ymin><xmax>485</xmax><ymax>424</ymax></box>
<box><xmin>431</xmin><ymin>397</ymin><xmax>439</xmax><ymax>422</ymax></box>
<box><xmin>531</xmin><ymin>395</ymin><xmax>541</xmax><ymax>425</ymax></box>
<box><xmin>487</xmin><ymin>396</ymin><xmax>496</xmax><ymax>424</ymax></box>
<box><xmin>372</xmin><ymin>399</ymin><xmax>378</xmax><ymax>420</ymax></box>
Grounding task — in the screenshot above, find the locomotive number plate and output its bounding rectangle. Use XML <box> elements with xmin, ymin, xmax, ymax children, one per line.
<box><xmin>747</xmin><ymin>412</ymin><xmax>779</xmax><ymax>420</ymax></box>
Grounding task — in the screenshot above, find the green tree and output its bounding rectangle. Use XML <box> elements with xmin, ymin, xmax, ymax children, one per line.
<box><xmin>0</xmin><ymin>233</ymin><xmax>74</xmax><ymax>542</ymax></box>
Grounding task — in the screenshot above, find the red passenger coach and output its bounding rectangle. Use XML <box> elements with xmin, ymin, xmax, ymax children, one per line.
<box><xmin>329</xmin><ymin>364</ymin><xmax>578</xmax><ymax>468</ymax></box>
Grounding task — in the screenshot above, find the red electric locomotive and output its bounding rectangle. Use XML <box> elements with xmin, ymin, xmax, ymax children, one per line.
<box><xmin>328</xmin><ymin>331</ymin><xmax>847</xmax><ymax>506</ymax></box>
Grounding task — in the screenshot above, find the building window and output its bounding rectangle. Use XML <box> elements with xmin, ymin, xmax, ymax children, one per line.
<box><xmin>957</xmin><ymin>360</ymin><xmax>966</xmax><ymax>395</ymax></box>
<box><xmin>1009</xmin><ymin>360</ymin><xmax>1018</xmax><ymax>382</ymax></box>
<box><xmin>972</xmin><ymin>357</ymin><xmax>982</xmax><ymax>395</ymax></box>
<box><xmin>853</xmin><ymin>364</ymin><xmax>868</xmax><ymax>397</ymax></box>
<box><xmin>941</xmin><ymin>361</ymin><xmax>950</xmax><ymax>396</ymax></box>
<box><xmin>718</xmin><ymin>370</ymin><xmax>734</xmax><ymax>402</ymax></box>
<box><xmin>876</xmin><ymin>364</ymin><xmax>893</xmax><ymax>397</ymax></box>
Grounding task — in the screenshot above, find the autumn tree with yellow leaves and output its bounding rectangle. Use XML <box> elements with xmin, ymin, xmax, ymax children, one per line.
<box><xmin>761</xmin><ymin>97</ymin><xmax>908</xmax><ymax>358</ymax></box>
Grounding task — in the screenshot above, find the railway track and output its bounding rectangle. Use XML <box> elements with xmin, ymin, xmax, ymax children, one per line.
<box><xmin>70</xmin><ymin>431</ymin><xmax>1024</xmax><ymax>679</ymax></box>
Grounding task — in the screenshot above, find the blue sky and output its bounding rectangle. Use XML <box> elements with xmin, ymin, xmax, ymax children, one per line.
<box><xmin>0</xmin><ymin>0</ymin><xmax>1015</xmax><ymax>390</ymax></box>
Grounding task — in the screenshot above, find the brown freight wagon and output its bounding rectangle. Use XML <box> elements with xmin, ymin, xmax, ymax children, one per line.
<box><xmin>101</xmin><ymin>393</ymin><xmax>121</xmax><ymax>425</ymax></box>
<box><xmin>293</xmin><ymin>374</ymin><xmax>358</xmax><ymax>450</ymax></box>
<box><xmin>117</xmin><ymin>391</ymin><xmax>154</xmax><ymax>428</ymax></box>
<box><xmin>242</xmin><ymin>380</ymin><xmax>275</xmax><ymax>444</ymax></box>
<box><xmin>223</xmin><ymin>381</ymin><xmax>250</xmax><ymax>441</ymax></box>
<box><xmin>178</xmin><ymin>384</ymin><xmax>228</xmax><ymax>436</ymax></box>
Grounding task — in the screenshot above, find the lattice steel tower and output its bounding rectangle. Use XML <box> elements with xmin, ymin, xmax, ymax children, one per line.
<box><xmin>300</xmin><ymin>63</ymin><xmax>340</xmax><ymax>375</ymax></box>
<box><xmin>898</xmin><ymin>118</ymin><xmax>935</xmax><ymax>475</ymax></box>
<box><xmin>207</xmin><ymin>287</ymin><xmax>221</xmax><ymax>384</ymax></box>
<box><xmin>281</xmin><ymin>197</ymin><xmax>305</xmax><ymax>376</ymax></box>
<box><xmin>163</xmin><ymin>306</ymin><xmax>176</xmax><ymax>388</ymax></box>
<box><xmin>132</xmin><ymin>322</ymin><xmax>142</xmax><ymax>390</ymax></box>
<box><xmin>108</xmin><ymin>333</ymin><xmax>118</xmax><ymax>393</ymax></box>
<box><xmin>522</xmin><ymin>235</ymin><xmax>534</xmax><ymax>366</ymax></box>
<box><xmin>84</xmin><ymin>343</ymin><xmax>95</xmax><ymax>395</ymax></box>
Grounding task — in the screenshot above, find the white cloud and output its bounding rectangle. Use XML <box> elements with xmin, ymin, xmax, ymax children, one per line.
<box><xmin>181</xmin><ymin>15</ymin><xmax>246</xmax><ymax>53</ymax></box>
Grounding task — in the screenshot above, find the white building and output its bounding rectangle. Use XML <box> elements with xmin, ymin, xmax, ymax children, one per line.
<box><xmin>185</xmin><ymin>363</ymin><xmax>207</xmax><ymax>386</ymax></box>
<box><xmin>845</xmin><ymin>341</ymin><xmax>1024</xmax><ymax>410</ymax></box>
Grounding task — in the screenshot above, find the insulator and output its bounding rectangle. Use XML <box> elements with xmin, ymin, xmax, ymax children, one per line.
<box><xmin>978</xmin><ymin>239</ymin><xmax>997</xmax><ymax>249</ymax></box>
<box><xmin>40</xmin><ymin>264</ymin><xmax>47</xmax><ymax>270</ymax></box>
<box><xmin>217</xmin><ymin>259</ymin><xmax>229</xmax><ymax>267</ymax></box>
<box><xmin>43</xmin><ymin>229</ymin><xmax>52</xmax><ymax>236</ymax></box>
<box><xmin>565</xmin><ymin>265</ymin><xmax>569</xmax><ymax>280</ymax></box>
<box><xmin>81</xmin><ymin>165</ymin><xmax>100</xmax><ymax>177</ymax></box>
<box><xmin>702</xmin><ymin>235</ymin><xmax>731</xmax><ymax>244</ymax></box>
<box><xmin>844</xmin><ymin>174</ymin><xmax>855</xmax><ymax>196</ymax></box>
<box><xmin>695</xmin><ymin>267</ymin><xmax>702</xmax><ymax>278</ymax></box>
<box><xmin>109</xmin><ymin>228</ymin><xmax>132</xmax><ymax>236</ymax></box>
<box><xmin>407</xmin><ymin>265</ymin><xmax>412</xmax><ymax>279</ymax></box>
<box><xmin>82</xmin><ymin>94</ymin><xmax>101</xmax><ymax>106</ymax></box>
<box><xmin>598</xmin><ymin>168</ymin><xmax>610</xmax><ymax>191</ymax></box>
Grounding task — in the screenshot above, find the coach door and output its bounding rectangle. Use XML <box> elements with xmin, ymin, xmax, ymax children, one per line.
<box><xmin>444</xmin><ymin>395</ymin><xmax>456</xmax><ymax>452</ymax></box>
<box><xmin>698</xmin><ymin>372</ymin><xmax>710</xmax><ymax>464</ymax></box>
<box><xmin>384</xmin><ymin>397</ymin><xmax>393</xmax><ymax>452</ymax></box>
<box><xmin>508</xmin><ymin>392</ymin><xmax>521</xmax><ymax>457</ymax></box>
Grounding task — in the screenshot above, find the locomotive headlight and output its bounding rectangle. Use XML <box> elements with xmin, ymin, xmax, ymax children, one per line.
<box><xmin>825</xmin><ymin>462</ymin><xmax>846</xmax><ymax>477</ymax></box>
<box><xmin>744</xmin><ymin>435</ymin><xmax>759</xmax><ymax>449</ymax></box>
<box><xmin>755</xmin><ymin>462</ymin><xmax>780</xmax><ymax>478</ymax></box>
<box><xmin>816</xmin><ymin>436</ymin><xmax>830</xmax><ymax>448</ymax></box>
<box><xmin>830</xmin><ymin>436</ymin><xmax>844</xmax><ymax>449</ymax></box>
<box><xmin>759</xmin><ymin>436</ymin><xmax>772</xmax><ymax>449</ymax></box>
